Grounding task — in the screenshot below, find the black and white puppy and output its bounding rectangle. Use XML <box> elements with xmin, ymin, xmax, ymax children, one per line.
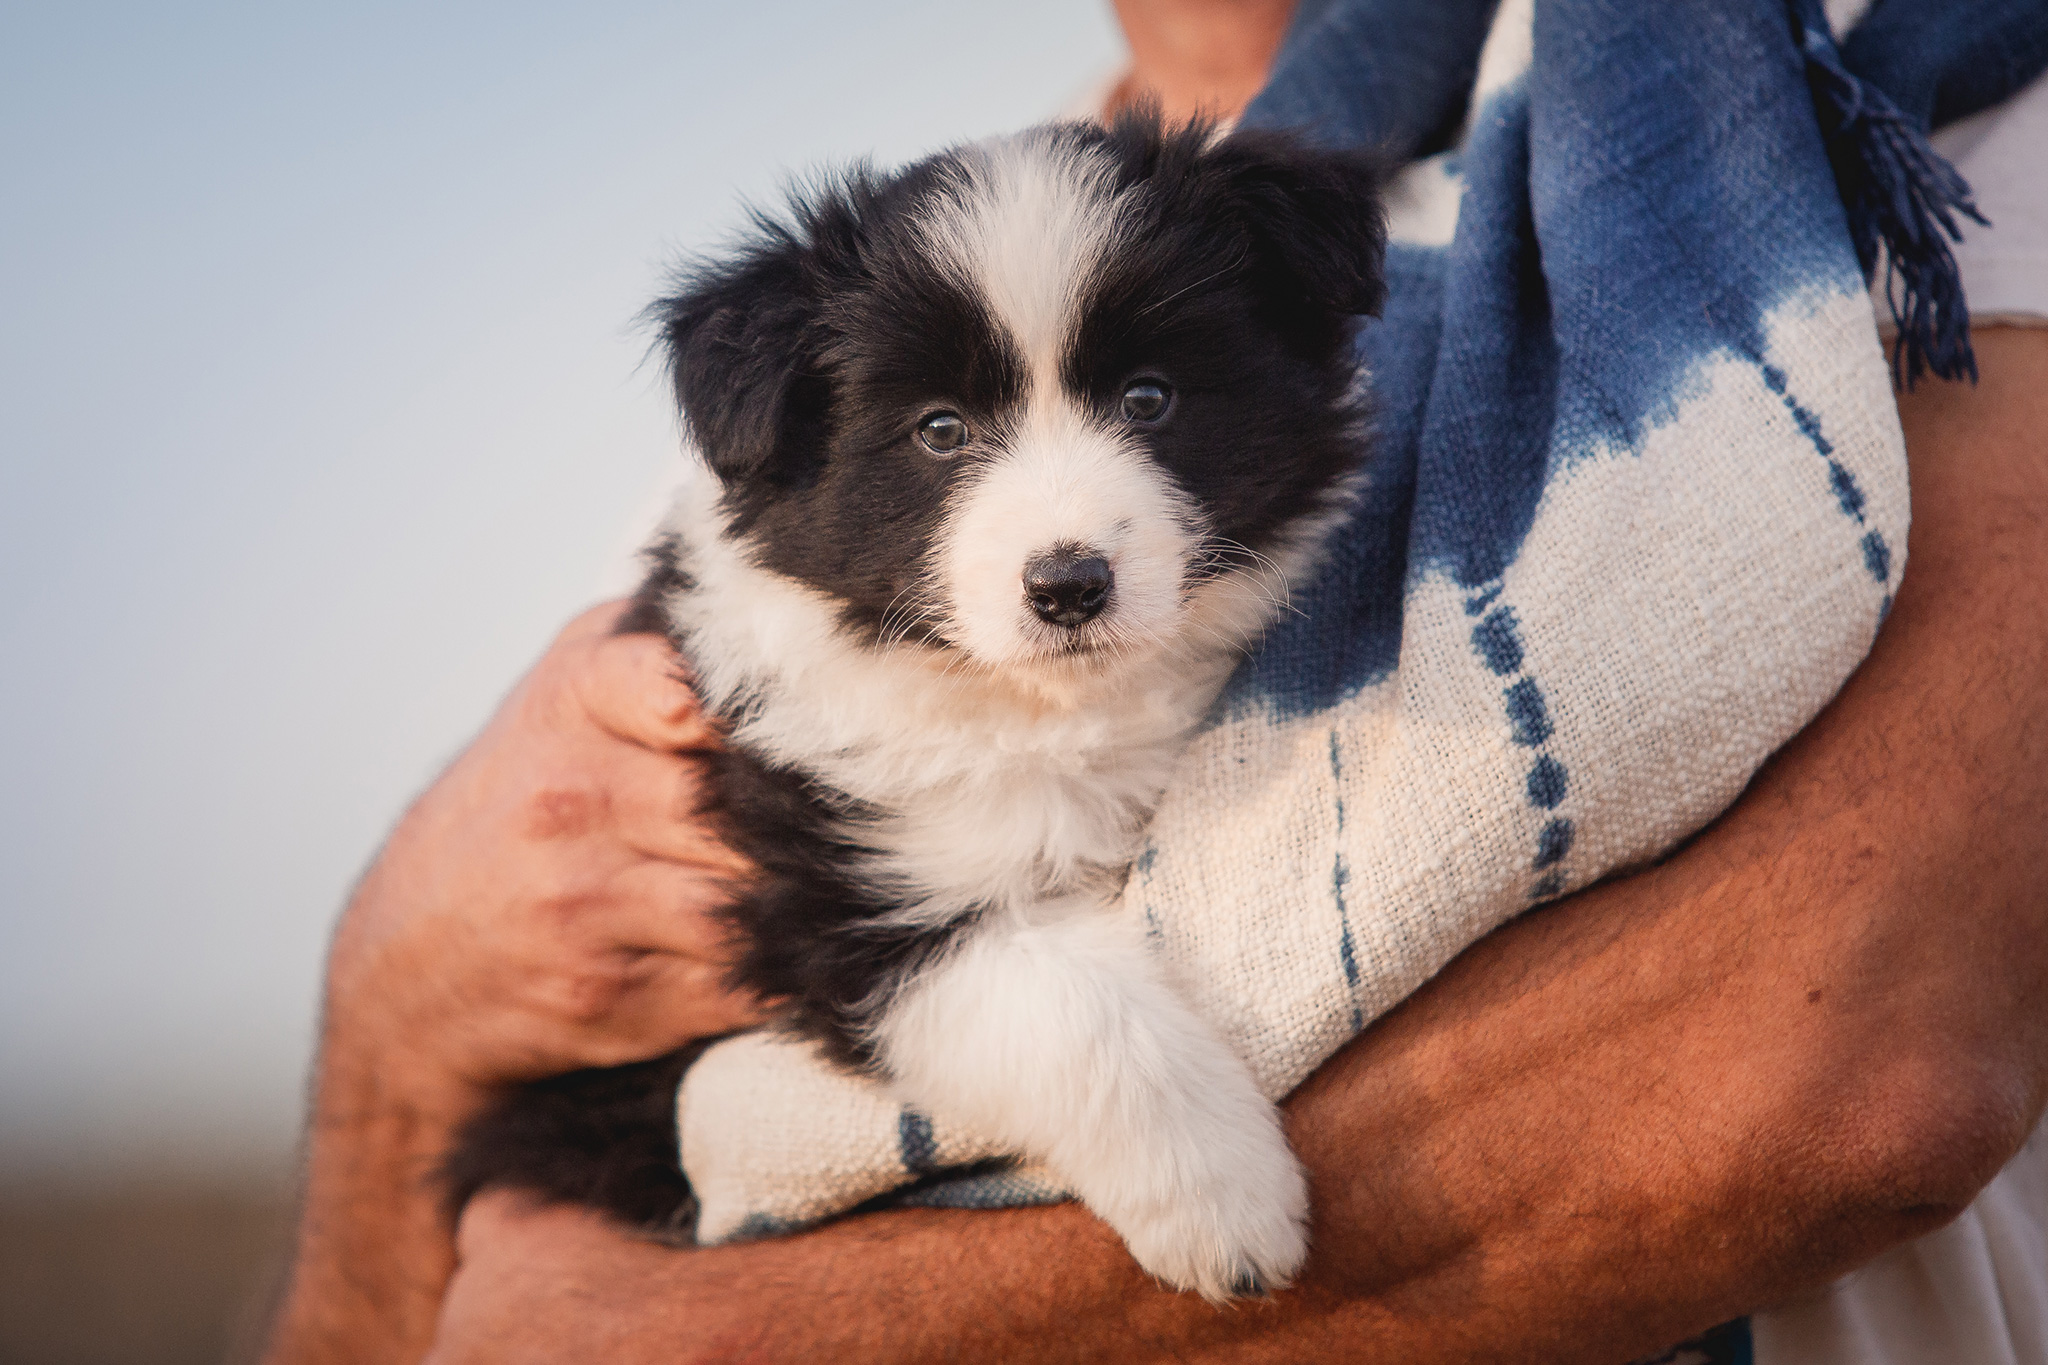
<box><xmin>452</xmin><ymin>111</ymin><xmax>1386</xmax><ymax>1300</ymax></box>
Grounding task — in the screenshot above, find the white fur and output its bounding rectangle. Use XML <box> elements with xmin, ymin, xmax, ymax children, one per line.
<box><xmin>875</xmin><ymin>905</ymin><xmax>1309</xmax><ymax>1301</ymax></box>
<box><xmin>919</xmin><ymin>130</ymin><xmax>1125</xmax><ymax>378</ymax></box>
<box><xmin>657</xmin><ymin>137</ymin><xmax>1357</xmax><ymax>1294</ymax></box>
<box><xmin>661</xmin><ymin>452</ymin><xmax>1336</xmax><ymax>1295</ymax></box>
<box><xmin>938</xmin><ymin>402</ymin><xmax>1204</xmax><ymax>670</ymax></box>
<box><xmin>917</xmin><ymin>133</ymin><xmax>1214</xmax><ymax>674</ymax></box>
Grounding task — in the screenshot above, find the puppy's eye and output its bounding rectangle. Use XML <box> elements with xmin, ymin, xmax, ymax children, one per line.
<box><xmin>917</xmin><ymin>412</ymin><xmax>968</xmax><ymax>454</ymax></box>
<box><xmin>1120</xmin><ymin>381</ymin><xmax>1171</xmax><ymax>423</ymax></box>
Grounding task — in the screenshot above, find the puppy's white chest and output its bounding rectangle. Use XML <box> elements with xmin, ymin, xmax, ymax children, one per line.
<box><xmin>854</xmin><ymin>707</ymin><xmax>1199</xmax><ymax>911</ymax></box>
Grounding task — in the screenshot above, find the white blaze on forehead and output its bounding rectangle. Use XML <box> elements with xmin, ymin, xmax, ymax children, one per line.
<box><xmin>917</xmin><ymin>133</ymin><xmax>1207</xmax><ymax>670</ymax></box>
<box><xmin>918</xmin><ymin>132</ymin><xmax>1127</xmax><ymax>375</ymax></box>
<box><xmin>939</xmin><ymin>399</ymin><xmax>1202</xmax><ymax>667</ymax></box>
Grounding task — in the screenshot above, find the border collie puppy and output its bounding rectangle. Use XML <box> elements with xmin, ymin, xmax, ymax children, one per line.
<box><xmin>452</xmin><ymin>111</ymin><xmax>1386</xmax><ymax>1300</ymax></box>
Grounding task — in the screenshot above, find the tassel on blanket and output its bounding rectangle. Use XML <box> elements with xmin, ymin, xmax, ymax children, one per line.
<box><xmin>1789</xmin><ymin>0</ymin><xmax>1987</xmax><ymax>388</ymax></box>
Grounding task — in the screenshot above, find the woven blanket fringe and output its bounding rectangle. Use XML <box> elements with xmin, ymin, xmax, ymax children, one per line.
<box><xmin>1791</xmin><ymin>0</ymin><xmax>1988</xmax><ymax>388</ymax></box>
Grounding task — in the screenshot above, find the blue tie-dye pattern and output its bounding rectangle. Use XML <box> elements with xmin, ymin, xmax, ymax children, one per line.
<box><xmin>1208</xmin><ymin>3</ymin><xmax>2038</xmax><ymax>1351</ymax></box>
<box><xmin>840</xmin><ymin>0</ymin><xmax>2046</xmax><ymax>1338</ymax></box>
<box><xmin>1218</xmin><ymin>439</ymin><xmax>1413</xmax><ymax>721</ymax></box>
<box><xmin>1838</xmin><ymin>0</ymin><xmax>2048</xmax><ymax>133</ymax></box>
<box><xmin>1502</xmin><ymin>677</ymin><xmax>1553</xmax><ymax>748</ymax></box>
<box><xmin>1828</xmin><ymin>462</ymin><xmax>1865</xmax><ymax>518</ymax></box>
<box><xmin>1226</xmin><ymin>0</ymin><xmax>2045</xmax><ymax>728</ymax></box>
<box><xmin>1526</xmin><ymin>756</ymin><xmax>1568</xmax><ymax>810</ymax></box>
<box><xmin>1133</xmin><ymin>845</ymin><xmax>1165</xmax><ymax>942</ymax></box>
<box><xmin>727</xmin><ymin>1211</ymin><xmax>801</xmax><ymax>1242</ymax></box>
<box><xmin>1462</xmin><ymin>585</ymin><xmax>1577</xmax><ymax>895</ymax></box>
<box><xmin>1328</xmin><ymin>731</ymin><xmax>1366</xmax><ymax>1032</ymax></box>
<box><xmin>1472</xmin><ymin>606</ymin><xmax>1525</xmax><ymax>675</ymax></box>
<box><xmin>1760</xmin><ymin>361</ymin><xmax>1895</xmax><ymax>590</ymax></box>
<box><xmin>1257</xmin><ymin>0</ymin><xmax>1505</xmax><ymax>160</ymax></box>
<box><xmin>898</xmin><ymin>1108</ymin><xmax>939</xmax><ymax>1175</ymax></box>
<box><xmin>1533</xmin><ymin>818</ymin><xmax>1575</xmax><ymax>870</ymax></box>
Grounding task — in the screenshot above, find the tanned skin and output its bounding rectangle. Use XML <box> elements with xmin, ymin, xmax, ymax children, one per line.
<box><xmin>258</xmin><ymin>614</ymin><xmax>765</xmax><ymax>1363</ymax></box>
<box><xmin>1102</xmin><ymin>0</ymin><xmax>1299</xmax><ymax>124</ymax></box>
<box><xmin>261</xmin><ymin>315</ymin><xmax>2048</xmax><ymax>1362</ymax></box>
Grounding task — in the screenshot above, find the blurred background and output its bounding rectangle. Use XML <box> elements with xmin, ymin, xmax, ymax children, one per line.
<box><xmin>0</xmin><ymin>4</ymin><xmax>1122</xmax><ymax>1360</ymax></box>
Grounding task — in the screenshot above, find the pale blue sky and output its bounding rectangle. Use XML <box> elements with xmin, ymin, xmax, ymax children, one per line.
<box><xmin>0</xmin><ymin>1</ymin><xmax>1123</xmax><ymax>1174</ymax></box>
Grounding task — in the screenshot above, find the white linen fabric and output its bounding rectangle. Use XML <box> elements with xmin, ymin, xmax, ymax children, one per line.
<box><xmin>675</xmin><ymin>0</ymin><xmax>1921</xmax><ymax>1247</ymax></box>
<box><xmin>615</xmin><ymin>19</ymin><xmax>2044</xmax><ymax>1362</ymax></box>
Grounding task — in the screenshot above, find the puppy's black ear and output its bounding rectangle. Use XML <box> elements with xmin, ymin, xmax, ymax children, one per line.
<box><xmin>1208</xmin><ymin>128</ymin><xmax>1391</xmax><ymax>321</ymax></box>
<box><xmin>649</xmin><ymin>214</ymin><xmax>829</xmax><ymax>485</ymax></box>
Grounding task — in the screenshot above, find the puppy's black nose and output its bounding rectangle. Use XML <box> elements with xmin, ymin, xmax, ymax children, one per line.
<box><xmin>1025</xmin><ymin>549</ymin><xmax>1113</xmax><ymax>628</ymax></box>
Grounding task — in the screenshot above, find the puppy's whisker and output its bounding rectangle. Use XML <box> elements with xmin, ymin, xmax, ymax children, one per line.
<box><xmin>1135</xmin><ymin>247</ymin><xmax>1249</xmax><ymax>318</ymax></box>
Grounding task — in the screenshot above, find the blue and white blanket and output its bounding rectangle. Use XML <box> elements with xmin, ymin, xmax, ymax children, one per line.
<box><xmin>671</xmin><ymin>0</ymin><xmax>2048</xmax><ymax>1292</ymax></box>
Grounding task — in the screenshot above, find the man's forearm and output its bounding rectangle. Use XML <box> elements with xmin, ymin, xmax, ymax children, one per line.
<box><xmin>261</xmin><ymin>963</ymin><xmax>480</xmax><ymax>1363</ymax></box>
<box><xmin>434</xmin><ymin>331</ymin><xmax>2048</xmax><ymax>1365</ymax></box>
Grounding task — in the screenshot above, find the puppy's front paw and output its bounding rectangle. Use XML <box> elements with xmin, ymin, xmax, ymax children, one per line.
<box><xmin>1110</xmin><ymin>1131</ymin><xmax>1310</xmax><ymax>1303</ymax></box>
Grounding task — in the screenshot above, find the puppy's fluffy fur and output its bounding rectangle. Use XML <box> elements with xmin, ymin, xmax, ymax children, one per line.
<box><xmin>449</xmin><ymin>112</ymin><xmax>1387</xmax><ymax>1299</ymax></box>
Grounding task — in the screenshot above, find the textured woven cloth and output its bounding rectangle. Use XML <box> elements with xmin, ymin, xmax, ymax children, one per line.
<box><xmin>673</xmin><ymin>0</ymin><xmax>2048</xmax><ymax>1254</ymax></box>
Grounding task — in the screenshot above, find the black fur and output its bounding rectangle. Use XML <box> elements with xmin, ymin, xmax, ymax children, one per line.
<box><xmin>613</xmin><ymin>531</ymin><xmax>690</xmax><ymax>635</ymax></box>
<box><xmin>632</xmin><ymin>538</ymin><xmax>969</xmax><ymax>1072</ymax></box>
<box><xmin>647</xmin><ymin>111</ymin><xmax>1386</xmax><ymax>643</ymax></box>
<box><xmin>1067</xmin><ymin>118</ymin><xmax>1385</xmax><ymax>573</ymax></box>
<box><xmin>445</xmin><ymin>112</ymin><xmax>1386</xmax><ymax>1234</ymax></box>
<box><xmin>443</xmin><ymin>1048</ymin><xmax>703</xmax><ymax>1232</ymax></box>
<box><xmin>700</xmin><ymin>732</ymin><xmax>965</xmax><ymax>1074</ymax></box>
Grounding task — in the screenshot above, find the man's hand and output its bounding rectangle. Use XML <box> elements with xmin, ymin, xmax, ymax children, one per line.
<box><xmin>329</xmin><ymin>602</ymin><xmax>761</xmax><ymax>1093</ymax></box>
<box><xmin>432</xmin><ymin>332</ymin><xmax>2048</xmax><ymax>1365</ymax></box>
<box><xmin>262</xmin><ymin>604</ymin><xmax>762</xmax><ymax>1365</ymax></box>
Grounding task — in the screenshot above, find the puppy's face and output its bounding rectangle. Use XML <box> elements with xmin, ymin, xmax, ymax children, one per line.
<box><xmin>660</xmin><ymin>115</ymin><xmax>1385</xmax><ymax>677</ymax></box>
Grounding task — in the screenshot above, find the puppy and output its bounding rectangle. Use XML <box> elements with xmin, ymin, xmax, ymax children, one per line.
<box><xmin>450</xmin><ymin>111</ymin><xmax>1386</xmax><ymax>1300</ymax></box>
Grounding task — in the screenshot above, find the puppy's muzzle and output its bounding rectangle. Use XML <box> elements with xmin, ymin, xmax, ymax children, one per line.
<box><xmin>1025</xmin><ymin>547</ymin><xmax>1113</xmax><ymax>628</ymax></box>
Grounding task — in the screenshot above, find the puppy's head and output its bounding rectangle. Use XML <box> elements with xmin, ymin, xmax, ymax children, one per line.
<box><xmin>657</xmin><ymin>112</ymin><xmax>1385</xmax><ymax>677</ymax></box>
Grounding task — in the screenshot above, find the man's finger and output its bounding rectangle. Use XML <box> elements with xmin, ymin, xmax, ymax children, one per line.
<box><xmin>453</xmin><ymin>1187</ymin><xmax>544</xmax><ymax>1264</ymax></box>
<box><xmin>599</xmin><ymin>743</ymin><xmax>754</xmax><ymax>873</ymax></box>
<box><xmin>601</xmin><ymin>952</ymin><xmax>771</xmax><ymax>1053</ymax></box>
<box><xmin>549</xmin><ymin>949</ymin><xmax>769</xmax><ymax>1068</ymax></box>
<box><xmin>601</xmin><ymin>857</ymin><xmax>752</xmax><ymax>960</ymax></box>
<box><xmin>574</xmin><ymin>630</ymin><xmax>721</xmax><ymax>753</ymax></box>
<box><xmin>552</xmin><ymin>598</ymin><xmax>632</xmax><ymax>647</ymax></box>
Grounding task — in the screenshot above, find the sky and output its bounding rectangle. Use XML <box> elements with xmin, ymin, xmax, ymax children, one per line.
<box><xmin>0</xmin><ymin>0</ymin><xmax>1124</xmax><ymax>1176</ymax></box>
